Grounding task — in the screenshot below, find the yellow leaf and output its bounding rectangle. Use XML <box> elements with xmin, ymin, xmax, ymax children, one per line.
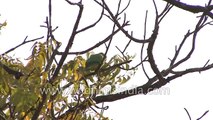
<box><xmin>78</xmin><ymin>73</ymin><xmax>82</xmax><ymax>80</ymax></box>
<box><xmin>47</xmin><ymin>101</ymin><xmax>52</xmax><ymax>110</ymax></box>
<box><xmin>74</xmin><ymin>71</ymin><xmax>78</xmax><ymax>81</ymax></box>
<box><xmin>25</xmin><ymin>59</ymin><xmax>34</xmax><ymax>70</ymax></box>
<box><xmin>74</xmin><ymin>71</ymin><xmax>82</xmax><ymax>81</ymax></box>
<box><xmin>21</xmin><ymin>112</ymin><xmax>25</xmax><ymax>116</ymax></box>
<box><xmin>21</xmin><ymin>112</ymin><xmax>30</xmax><ymax>120</ymax></box>
<box><xmin>42</xmin><ymin>72</ymin><xmax>48</xmax><ymax>83</ymax></box>
<box><xmin>24</xmin><ymin>116</ymin><xmax>30</xmax><ymax>120</ymax></box>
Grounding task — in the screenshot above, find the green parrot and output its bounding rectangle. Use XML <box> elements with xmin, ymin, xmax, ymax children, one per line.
<box><xmin>85</xmin><ymin>53</ymin><xmax>105</xmax><ymax>71</ymax></box>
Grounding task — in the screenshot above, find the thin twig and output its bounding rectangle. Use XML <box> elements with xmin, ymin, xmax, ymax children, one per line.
<box><xmin>197</xmin><ymin>110</ymin><xmax>209</xmax><ymax>120</ymax></box>
<box><xmin>76</xmin><ymin>0</ymin><xmax>104</xmax><ymax>33</ymax></box>
<box><xmin>184</xmin><ymin>108</ymin><xmax>192</xmax><ymax>120</ymax></box>
<box><xmin>56</xmin><ymin>23</ymin><xmax>128</xmax><ymax>55</ymax></box>
<box><xmin>141</xmin><ymin>10</ymin><xmax>150</xmax><ymax>80</ymax></box>
<box><xmin>96</xmin><ymin>0</ymin><xmax>151</xmax><ymax>43</ymax></box>
<box><xmin>1</xmin><ymin>36</ymin><xmax>44</xmax><ymax>56</ymax></box>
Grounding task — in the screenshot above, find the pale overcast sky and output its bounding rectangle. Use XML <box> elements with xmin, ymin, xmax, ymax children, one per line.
<box><xmin>0</xmin><ymin>0</ymin><xmax>213</xmax><ymax>119</ymax></box>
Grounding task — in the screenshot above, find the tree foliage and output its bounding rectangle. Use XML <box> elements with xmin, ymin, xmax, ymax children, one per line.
<box><xmin>0</xmin><ymin>0</ymin><xmax>213</xmax><ymax>119</ymax></box>
<box><xmin>0</xmin><ymin>37</ymin><xmax>134</xmax><ymax>119</ymax></box>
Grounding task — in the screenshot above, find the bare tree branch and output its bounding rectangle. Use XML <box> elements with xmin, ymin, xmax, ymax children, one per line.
<box><xmin>95</xmin><ymin>0</ymin><xmax>152</xmax><ymax>43</ymax></box>
<box><xmin>76</xmin><ymin>1</ymin><xmax>104</xmax><ymax>34</ymax></box>
<box><xmin>1</xmin><ymin>36</ymin><xmax>44</xmax><ymax>56</ymax></box>
<box><xmin>50</xmin><ymin>2</ymin><xmax>84</xmax><ymax>83</ymax></box>
<box><xmin>163</xmin><ymin>0</ymin><xmax>213</xmax><ymax>19</ymax></box>
<box><xmin>168</xmin><ymin>13</ymin><xmax>209</xmax><ymax>72</ymax></box>
<box><xmin>56</xmin><ymin>22</ymin><xmax>129</xmax><ymax>55</ymax></box>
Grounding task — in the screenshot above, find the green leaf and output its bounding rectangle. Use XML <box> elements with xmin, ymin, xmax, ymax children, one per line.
<box><xmin>10</xmin><ymin>88</ymin><xmax>38</xmax><ymax>112</ymax></box>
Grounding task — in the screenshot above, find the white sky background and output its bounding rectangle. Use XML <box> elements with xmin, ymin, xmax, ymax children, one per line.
<box><xmin>0</xmin><ymin>0</ymin><xmax>213</xmax><ymax>119</ymax></box>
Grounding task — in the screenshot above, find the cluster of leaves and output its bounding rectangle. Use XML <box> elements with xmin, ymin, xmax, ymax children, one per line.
<box><xmin>0</xmin><ymin>39</ymin><xmax>135</xmax><ymax>119</ymax></box>
<box><xmin>0</xmin><ymin>56</ymin><xmax>36</xmax><ymax>118</ymax></box>
<box><xmin>0</xmin><ymin>42</ymin><xmax>48</xmax><ymax>118</ymax></box>
<box><xmin>62</xmin><ymin>52</ymin><xmax>135</xmax><ymax>95</ymax></box>
<box><xmin>57</xmin><ymin>53</ymin><xmax>135</xmax><ymax>119</ymax></box>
